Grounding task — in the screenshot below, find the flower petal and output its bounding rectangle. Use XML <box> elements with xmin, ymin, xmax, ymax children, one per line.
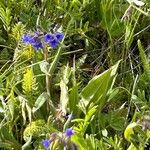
<box><xmin>42</xmin><ymin>139</ymin><xmax>50</xmax><ymax>149</ymax></box>
<box><xmin>55</xmin><ymin>32</ymin><xmax>64</xmax><ymax>42</ymax></box>
<box><xmin>44</xmin><ymin>34</ymin><xmax>54</xmax><ymax>42</ymax></box>
<box><xmin>65</xmin><ymin>128</ymin><xmax>74</xmax><ymax>137</ymax></box>
<box><xmin>49</xmin><ymin>38</ymin><xmax>58</xmax><ymax>48</ymax></box>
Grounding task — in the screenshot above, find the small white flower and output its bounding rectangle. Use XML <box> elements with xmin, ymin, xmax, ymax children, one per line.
<box><xmin>127</xmin><ymin>0</ymin><xmax>145</xmax><ymax>6</ymax></box>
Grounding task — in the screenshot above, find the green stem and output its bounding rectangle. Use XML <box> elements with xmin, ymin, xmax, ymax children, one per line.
<box><xmin>44</xmin><ymin>45</ymin><xmax>51</xmax><ymax>97</ymax></box>
<box><xmin>48</xmin><ymin>47</ymin><xmax>62</xmax><ymax>74</ymax></box>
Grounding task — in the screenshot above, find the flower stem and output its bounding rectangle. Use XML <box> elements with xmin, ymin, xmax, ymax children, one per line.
<box><xmin>44</xmin><ymin>45</ymin><xmax>51</xmax><ymax>97</ymax></box>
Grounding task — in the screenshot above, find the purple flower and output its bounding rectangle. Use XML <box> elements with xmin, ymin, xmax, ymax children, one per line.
<box><xmin>44</xmin><ymin>32</ymin><xmax>64</xmax><ymax>48</ymax></box>
<box><xmin>49</xmin><ymin>38</ymin><xmax>59</xmax><ymax>48</ymax></box>
<box><xmin>65</xmin><ymin>128</ymin><xmax>74</xmax><ymax>137</ymax></box>
<box><xmin>22</xmin><ymin>31</ymin><xmax>64</xmax><ymax>49</ymax></box>
<box><xmin>22</xmin><ymin>33</ymin><xmax>44</xmax><ymax>50</ymax></box>
<box><xmin>55</xmin><ymin>32</ymin><xmax>64</xmax><ymax>42</ymax></box>
<box><xmin>44</xmin><ymin>34</ymin><xmax>54</xmax><ymax>42</ymax></box>
<box><xmin>29</xmin><ymin>37</ymin><xmax>37</xmax><ymax>44</ymax></box>
<box><xmin>22</xmin><ymin>35</ymin><xmax>33</xmax><ymax>44</ymax></box>
<box><xmin>32</xmin><ymin>41</ymin><xmax>43</xmax><ymax>49</ymax></box>
<box><xmin>42</xmin><ymin>139</ymin><xmax>50</xmax><ymax>149</ymax></box>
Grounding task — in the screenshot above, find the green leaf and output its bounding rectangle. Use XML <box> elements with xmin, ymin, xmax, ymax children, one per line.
<box><xmin>7</xmin><ymin>98</ymin><xmax>14</xmax><ymax>121</ymax></box>
<box><xmin>81</xmin><ymin>106</ymin><xmax>98</xmax><ymax>134</ymax></box>
<box><xmin>32</xmin><ymin>92</ymin><xmax>48</xmax><ymax>113</ymax></box>
<box><xmin>39</xmin><ymin>61</ymin><xmax>50</xmax><ymax>76</ymax></box>
<box><xmin>60</xmin><ymin>65</ymin><xmax>70</xmax><ymax>114</ymax></box>
<box><xmin>71</xmin><ymin>134</ymin><xmax>87</xmax><ymax>150</ymax></box>
<box><xmin>0</xmin><ymin>141</ymin><xmax>11</xmax><ymax>149</ymax></box>
<box><xmin>26</xmin><ymin>103</ymin><xmax>32</xmax><ymax>123</ymax></box>
<box><xmin>84</xmin><ymin>105</ymin><xmax>97</xmax><ymax>123</ymax></box>
<box><xmin>0</xmin><ymin>7</ymin><xmax>12</xmax><ymax>31</ymax></box>
<box><xmin>85</xmin><ymin>134</ymin><xmax>97</xmax><ymax>150</ymax></box>
<box><xmin>18</xmin><ymin>96</ymin><xmax>27</xmax><ymax>125</ymax></box>
<box><xmin>80</xmin><ymin>61</ymin><xmax>120</xmax><ymax>110</ymax></box>
<box><xmin>69</xmin><ymin>83</ymin><xmax>79</xmax><ymax>113</ymax></box>
<box><xmin>124</xmin><ymin>122</ymin><xmax>138</xmax><ymax>141</ymax></box>
<box><xmin>110</xmin><ymin>117</ymin><xmax>125</xmax><ymax>131</ymax></box>
<box><xmin>138</xmin><ymin>39</ymin><xmax>150</xmax><ymax>81</ymax></box>
<box><xmin>0</xmin><ymin>126</ymin><xmax>22</xmax><ymax>149</ymax></box>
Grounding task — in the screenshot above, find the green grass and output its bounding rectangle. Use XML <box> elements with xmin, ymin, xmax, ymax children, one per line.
<box><xmin>0</xmin><ymin>0</ymin><xmax>150</xmax><ymax>149</ymax></box>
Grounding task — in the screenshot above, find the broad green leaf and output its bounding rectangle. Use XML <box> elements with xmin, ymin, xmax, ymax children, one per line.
<box><xmin>110</xmin><ymin>117</ymin><xmax>125</xmax><ymax>131</ymax></box>
<box><xmin>32</xmin><ymin>92</ymin><xmax>48</xmax><ymax>113</ymax></box>
<box><xmin>69</xmin><ymin>83</ymin><xmax>79</xmax><ymax>113</ymax></box>
<box><xmin>80</xmin><ymin>61</ymin><xmax>120</xmax><ymax>110</ymax></box>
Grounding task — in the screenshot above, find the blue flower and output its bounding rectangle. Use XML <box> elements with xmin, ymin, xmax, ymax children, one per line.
<box><xmin>22</xmin><ymin>31</ymin><xmax>64</xmax><ymax>49</ymax></box>
<box><xmin>42</xmin><ymin>139</ymin><xmax>50</xmax><ymax>149</ymax></box>
<box><xmin>32</xmin><ymin>41</ymin><xmax>43</xmax><ymax>49</ymax></box>
<box><xmin>22</xmin><ymin>34</ymin><xmax>33</xmax><ymax>44</ymax></box>
<box><xmin>65</xmin><ymin>128</ymin><xmax>74</xmax><ymax>137</ymax></box>
<box><xmin>49</xmin><ymin>38</ymin><xmax>59</xmax><ymax>48</ymax></box>
<box><xmin>55</xmin><ymin>32</ymin><xmax>64</xmax><ymax>42</ymax></box>
<box><xmin>44</xmin><ymin>32</ymin><xmax>64</xmax><ymax>48</ymax></box>
<box><xmin>22</xmin><ymin>33</ymin><xmax>44</xmax><ymax>50</ymax></box>
<box><xmin>29</xmin><ymin>37</ymin><xmax>37</xmax><ymax>44</ymax></box>
<box><xmin>44</xmin><ymin>34</ymin><xmax>54</xmax><ymax>42</ymax></box>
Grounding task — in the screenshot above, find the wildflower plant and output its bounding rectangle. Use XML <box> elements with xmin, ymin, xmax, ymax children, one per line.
<box><xmin>22</xmin><ymin>32</ymin><xmax>64</xmax><ymax>49</ymax></box>
<box><xmin>41</xmin><ymin>128</ymin><xmax>75</xmax><ymax>150</ymax></box>
<box><xmin>22</xmin><ymin>30</ymin><xmax>64</xmax><ymax>97</ymax></box>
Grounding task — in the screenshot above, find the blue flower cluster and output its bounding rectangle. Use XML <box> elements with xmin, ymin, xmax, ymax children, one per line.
<box><xmin>22</xmin><ymin>32</ymin><xmax>64</xmax><ymax>50</ymax></box>
<box><xmin>44</xmin><ymin>32</ymin><xmax>64</xmax><ymax>48</ymax></box>
<box><xmin>42</xmin><ymin>128</ymin><xmax>74</xmax><ymax>149</ymax></box>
